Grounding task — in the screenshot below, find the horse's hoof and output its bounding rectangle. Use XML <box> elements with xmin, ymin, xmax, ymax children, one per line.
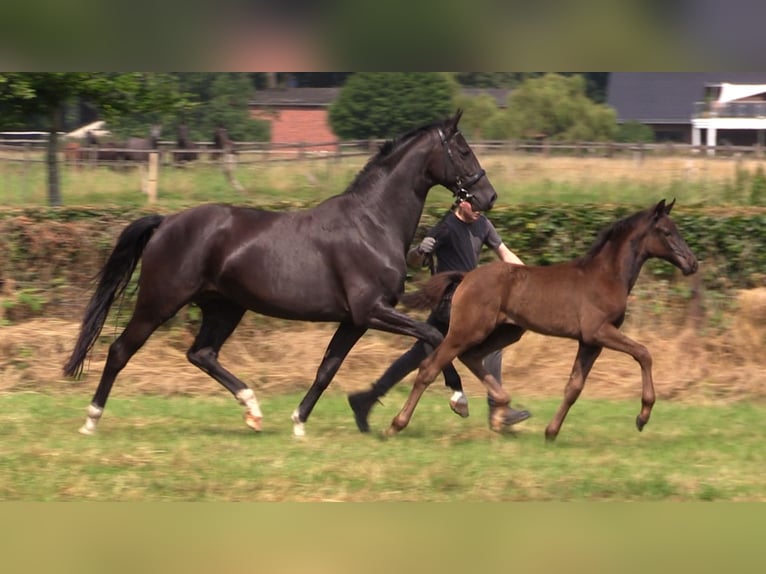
<box><xmin>384</xmin><ymin>426</ymin><xmax>399</xmax><ymax>437</ymax></box>
<box><xmin>245</xmin><ymin>412</ymin><xmax>263</xmax><ymax>432</ymax></box>
<box><xmin>544</xmin><ymin>430</ymin><xmax>557</xmax><ymax>443</ymax></box>
<box><xmin>635</xmin><ymin>415</ymin><xmax>647</xmax><ymax>432</ymax></box>
<box><xmin>78</xmin><ymin>425</ymin><xmax>96</xmax><ymax>436</ymax></box>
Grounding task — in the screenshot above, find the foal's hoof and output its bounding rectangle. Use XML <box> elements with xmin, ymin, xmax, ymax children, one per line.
<box><xmin>384</xmin><ymin>425</ymin><xmax>400</xmax><ymax>437</ymax></box>
<box><xmin>245</xmin><ymin>412</ymin><xmax>263</xmax><ymax>432</ymax></box>
<box><xmin>635</xmin><ymin>415</ymin><xmax>647</xmax><ymax>432</ymax></box>
<box><xmin>544</xmin><ymin>430</ymin><xmax>557</xmax><ymax>443</ymax></box>
<box><xmin>489</xmin><ymin>406</ymin><xmax>531</xmax><ymax>432</ymax></box>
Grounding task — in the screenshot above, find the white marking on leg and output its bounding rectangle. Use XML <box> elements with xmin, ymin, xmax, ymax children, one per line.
<box><xmin>79</xmin><ymin>404</ymin><xmax>103</xmax><ymax>435</ymax></box>
<box><xmin>291</xmin><ymin>409</ymin><xmax>305</xmax><ymax>437</ymax></box>
<box><xmin>236</xmin><ymin>388</ymin><xmax>263</xmax><ymax>431</ymax></box>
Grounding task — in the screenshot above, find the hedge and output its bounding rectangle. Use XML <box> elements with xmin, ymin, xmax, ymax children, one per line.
<box><xmin>2</xmin><ymin>205</ymin><xmax>765</xmax><ymax>298</ymax></box>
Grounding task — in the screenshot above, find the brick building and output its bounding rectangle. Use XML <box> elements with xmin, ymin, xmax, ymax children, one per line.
<box><xmin>249</xmin><ymin>87</ymin><xmax>341</xmax><ymax>155</ymax></box>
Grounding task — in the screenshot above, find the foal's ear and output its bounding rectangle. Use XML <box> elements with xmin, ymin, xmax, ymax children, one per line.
<box><xmin>653</xmin><ymin>199</ymin><xmax>667</xmax><ymax>219</ymax></box>
<box><xmin>665</xmin><ymin>198</ymin><xmax>676</xmax><ymax>214</ymax></box>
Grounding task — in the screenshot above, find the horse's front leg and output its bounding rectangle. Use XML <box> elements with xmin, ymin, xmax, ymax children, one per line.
<box><xmin>545</xmin><ymin>342</ymin><xmax>601</xmax><ymax>441</ymax></box>
<box><xmin>591</xmin><ymin>325</ymin><xmax>655</xmax><ymax>432</ymax></box>
<box><xmin>292</xmin><ymin>323</ymin><xmax>366</xmax><ymax>437</ymax></box>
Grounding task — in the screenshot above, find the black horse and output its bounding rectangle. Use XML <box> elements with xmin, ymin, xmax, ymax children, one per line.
<box><xmin>175</xmin><ymin>123</ymin><xmax>199</xmax><ymax>164</ymax></box>
<box><xmin>64</xmin><ymin>110</ymin><xmax>498</xmax><ymax>436</ymax></box>
<box><xmin>211</xmin><ymin>126</ymin><xmax>233</xmax><ymax>160</ymax></box>
<box><xmin>124</xmin><ymin>125</ymin><xmax>162</xmax><ymax>162</ymax></box>
<box><xmin>84</xmin><ymin>126</ymin><xmax>161</xmax><ymax>164</ymax></box>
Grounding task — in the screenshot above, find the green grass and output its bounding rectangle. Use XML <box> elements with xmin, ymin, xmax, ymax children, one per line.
<box><xmin>1</xmin><ymin>390</ymin><xmax>764</xmax><ymax>501</ymax></box>
<box><xmin>1</xmin><ymin>152</ymin><xmax>760</xmax><ymax>210</ymax></box>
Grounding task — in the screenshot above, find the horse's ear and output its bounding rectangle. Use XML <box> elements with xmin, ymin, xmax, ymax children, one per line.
<box><xmin>653</xmin><ymin>199</ymin><xmax>667</xmax><ymax>220</ymax></box>
<box><xmin>665</xmin><ymin>198</ymin><xmax>676</xmax><ymax>214</ymax></box>
<box><xmin>448</xmin><ymin>109</ymin><xmax>463</xmax><ymax>133</ymax></box>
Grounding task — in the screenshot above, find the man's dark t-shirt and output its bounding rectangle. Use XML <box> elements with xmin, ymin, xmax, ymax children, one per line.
<box><xmin>426</xmin><ymin>211</ymin><xmax>502</xmax><ymax>273</ymax></box>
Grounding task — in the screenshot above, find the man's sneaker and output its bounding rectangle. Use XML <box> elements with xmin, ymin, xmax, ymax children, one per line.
<box><xmin>348</xmin><ymin>390</ymin><xmax>379</xmax><ymax>433</ymax></box>
<box><xmin>449</xmin><ymin>392</ymin><xmax>470</xmax><ymax>418</ymax></box>
<box><xmin>488</xmin><ymin>405</ymin><xmax>531</xmax><ymax>432</ymax></box>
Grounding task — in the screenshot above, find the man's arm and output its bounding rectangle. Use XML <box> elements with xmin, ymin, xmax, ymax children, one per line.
<box><xmin>494</xmin><ymin>242</ymin><xmax>525</xmax><ymax>265</ymax></box>
<box><xmin>407</xmin><ymin>236</ymin><xmax>436</xmax><ymax>268</ymax></box>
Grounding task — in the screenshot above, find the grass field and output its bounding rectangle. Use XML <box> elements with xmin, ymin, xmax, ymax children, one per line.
<box><xmin>2</xmin><ymin>150</ymin><xmax>766</xmax><ymax>209</ymax></box>
<box><xmin>1</xmin><ymin>390</ymin><xmax>764</xmax><ymax>501</ymax></box>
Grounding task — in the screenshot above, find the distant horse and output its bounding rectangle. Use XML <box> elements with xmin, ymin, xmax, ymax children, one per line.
<box><xmin>211</xmin><ymin>126</ymin><xmax>233</xmax><ymax>160</ymax></box>
<box><xmin>212</xmin><ymin>126</ymin><xmax>243</xmax><ymax>191</ymax></box>
<box><xmin>175</xmin><ymin>123</ymin><xmax>198</xmax><ymax>164</ymax></box>
<box><xmin>389</xmin><ymin>199</ymin><xmax>699</xmax><ymax>441</ymax></box>
<box><xmin>63</xmin><ymin>110</ymin><xmax>498</xmax><ymax>436</ymax></box>
<box><xmin>63</xmin><ymin>141</ymin><xmax>83</xmax><ymax>167</ymax></box>
<box><xmin>124</xmin><ymin>125</ymin><xmax>161</xmax><ymax>162</ymax></box>
<box><xmin>84</xmin><ymin>130</ymin><xmax>121</xmax><ymax>163</ymax></box>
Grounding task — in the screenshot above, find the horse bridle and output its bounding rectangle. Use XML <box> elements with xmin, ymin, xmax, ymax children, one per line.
<box><xmin>437</xmin><ymin>127</ymin><xmax>486</xmax><ymax>204</ymax></box>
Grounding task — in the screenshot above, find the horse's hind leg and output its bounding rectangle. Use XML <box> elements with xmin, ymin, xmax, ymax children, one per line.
<box><xmin>545</xmin><ymin>342</ymin><xmax>602</xmax><ymax>442</ymax></box>
<box><xmin>81</xmin><ymin>305</ymin><xmax>172</xmax><ymax>435</ymax></box>
<box><xmin>185</xmin><ymin>298</ymin><xmax>257</xmax><ymax>429</ymax></box>
<box><xmin>292</xmin><ymin>322</ymin><xmax>367</xmax><ymax>437</ymax></box>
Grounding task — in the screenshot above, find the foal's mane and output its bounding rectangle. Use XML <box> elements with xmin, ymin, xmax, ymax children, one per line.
<box><xmin>343</xmin><ymin>120</ymin><xmax>443</xmax><ymax>195</ymax></box>
<box><xmin>580</xmin><ymin>207</ymin><xmax>651</xmax><ymax>263</ymax></box>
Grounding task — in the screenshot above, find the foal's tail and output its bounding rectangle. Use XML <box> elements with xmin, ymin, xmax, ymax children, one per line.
<box><xmin>400</xmin><ymin>271</ymin><xmax>465</xmax><ymax>310</ymax></box>
<box><xmin>63</xmin><ymin>214</ymin><xmax>165</xmax><ymax>378</ymax></box>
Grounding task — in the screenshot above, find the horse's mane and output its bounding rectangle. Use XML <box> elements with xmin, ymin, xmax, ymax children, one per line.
<box><xmin>343</xmin><ymin>120</ymin><xmax>443</xmax><ymax>195</ymax></box>
<box><xmin>580</xmin><ymin>208</ymin><xmax>650</xmax><ymax>263</ymax></box>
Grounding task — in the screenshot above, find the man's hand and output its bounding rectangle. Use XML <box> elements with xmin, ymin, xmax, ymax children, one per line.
<box><xmin>418</xmin><ymin>237</ymin><xmax>436</xmax><ymax>254</ymax></box>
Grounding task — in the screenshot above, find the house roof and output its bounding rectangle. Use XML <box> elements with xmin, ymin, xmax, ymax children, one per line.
<box><xmin>250</xmin><ymin>87</ymin><xmax>341</xmax><ymax>108</ymax></box>
<box><xmin>607</xmin><ymin>72</ymin><xmax>766</xmax><ymax>124</ymax></box>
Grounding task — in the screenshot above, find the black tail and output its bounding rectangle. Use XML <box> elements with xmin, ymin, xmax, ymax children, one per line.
<box><xmin>400</xmin><ymin>271</ymin><xmax>465</xmax><ymax>310</ymax></box>
<box><xmin>63</xmin><ymin>214</ymin><xmax>165</xmax><ymax>377</ymax></box>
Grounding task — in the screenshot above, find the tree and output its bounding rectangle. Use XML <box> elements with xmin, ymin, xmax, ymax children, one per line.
<box><xmin>502</xmin><ymin>74</ymin><xmax>617</xmax><ymax>141</ymax></box>
<box><xmin>328</xmin><ymin>73</ymin><xmax>453</xmax><ymax>140</ymax></box>
<box><xmin>615</xmin><ymin>120</ymin><xmax>655</xmax><ymax>143</ymax></box>
<box><xmin>452</xmin><ymin>92</ymin><xmax>501</xmax><ymax>140</ymax></box>
<box><xmin>0</xmin><ymin>73</ymin><xmax>185</xmax><ymax>206</ymax></box>
<box><xmin>157</xmin><ymin>73</ymin><xmax>269</xmax><ymax>142</ymax></box>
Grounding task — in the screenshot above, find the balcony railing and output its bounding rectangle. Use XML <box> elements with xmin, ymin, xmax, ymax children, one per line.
<box><xmin>694</xmin><ymin>100</ymin><xmax>766</xmax><ymax>118</ymax></box>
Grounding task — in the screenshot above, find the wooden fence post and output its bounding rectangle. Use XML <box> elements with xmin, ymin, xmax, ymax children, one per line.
<box><xmin>145</xmin><ymin>152</ymin><xmax>158</xmax><ymax>203</ymax></box>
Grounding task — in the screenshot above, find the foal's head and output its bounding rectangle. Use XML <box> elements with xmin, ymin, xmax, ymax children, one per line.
<box><xmin>641</xmin><ymin>199</ymin><xmax>698</xmax><ymax>275</ymax></box>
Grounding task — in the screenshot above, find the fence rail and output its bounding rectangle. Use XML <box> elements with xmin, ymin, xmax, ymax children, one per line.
<box><xmin>3</xmin><ymin>138</ymin><xmax>766</xmax><ymax>165</ymax></box>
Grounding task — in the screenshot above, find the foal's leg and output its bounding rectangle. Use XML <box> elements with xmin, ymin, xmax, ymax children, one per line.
<box><xmin>387</xmin><ymin>311</ymin><xmax>505</xmax><ymax>435</ymax></box>
<box><xmin>386</xmin><ymin>346</ymin><xmax>450</xmax><ymax>435</ymax></box>
<box><xmin>387</xmin><ymin>324</ymin><xmax>482</xmax><ymax>435</ymax></box>
<box><xmin>292</xmin><ymin>322</ymin><xmax>367</xmax><ymax>437</ymax></box>
<box><xmin>458</xmin><ymin>324</ymin><xmax>526</xmax><ymax>431</ymax></box>
<box><xmin>590</xmin><ymin>325</ymin><xmax>656</xmax><ymax>432</ymax></box>
<box><xmin>80</xmin><ymin>301</ymin><xmax>176</xmax><ymax>435</ymax></box>
<box><xmin>185</xmin><ymin>298</ymin><xmax>255</xmax><ymax>429</ymax></box>
<box><xmin>545</xmin><ymin>342</ymin><xmax>602</xmax><ymax>442</ymax></box>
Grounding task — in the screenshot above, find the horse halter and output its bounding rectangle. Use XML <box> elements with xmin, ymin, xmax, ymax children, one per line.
<box><xmin>437</xmin><ymin>127</ymin><xmax>486</xmax><ymax>204</ymax></box>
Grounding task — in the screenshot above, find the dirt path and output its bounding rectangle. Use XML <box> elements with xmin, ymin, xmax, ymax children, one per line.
<box><xmin>2</xmin><ymin>315</ymin><xmax>764</xmax><ymax>403</ymax></box>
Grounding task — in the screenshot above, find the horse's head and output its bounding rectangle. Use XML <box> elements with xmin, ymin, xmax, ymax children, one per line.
<box><xmin>431</xmin><ymin>110</ymin><xmax>497</xmax><ymax>212</ymax></box>
<box><xmin>645</xmin><ymin>199</ymin><xmax>698</xmax><ymax>276</ymax></box>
